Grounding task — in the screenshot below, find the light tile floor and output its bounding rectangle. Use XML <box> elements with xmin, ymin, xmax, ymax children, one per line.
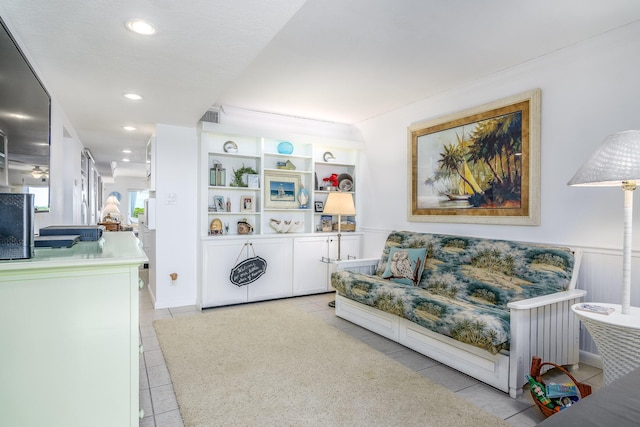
<box><xmin>138</xmin><ymin>286</ymin><xmax>603</xmax><ymax>427</ymax></box>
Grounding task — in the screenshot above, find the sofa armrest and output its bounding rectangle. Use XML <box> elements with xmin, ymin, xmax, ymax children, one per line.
<box><xmin>507</xmin><ymin>289</ymin><xmax>587</xmax><ymax>310</ymax></box>
<box><xmin>335</xmin><ymin>257</ymin><xmax>380</xmax><ymax>275</ymax></box>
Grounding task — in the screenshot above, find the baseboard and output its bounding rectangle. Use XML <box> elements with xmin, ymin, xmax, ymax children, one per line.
<box><xmin>579</xmin><ymin>350</ymin><xmax>603</xmax><ymax>369</ymax></box>
<box><xmin>153</xmin><ymin>296</ymin><xmax>197</xmax><ymax>309</ymax></box>
<box><xmin>146</xmin><ymin>285</ymin><xmax>157</xmax><ymax>306</ymax></box>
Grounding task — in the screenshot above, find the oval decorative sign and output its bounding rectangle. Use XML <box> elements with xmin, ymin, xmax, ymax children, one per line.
<box><xmin>230</xmin><ymin>256</ymin><xmax>267</xmax><ymax>287</ymax></box>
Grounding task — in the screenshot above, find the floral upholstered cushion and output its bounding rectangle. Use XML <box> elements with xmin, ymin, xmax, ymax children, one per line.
<box><xmin>334</xmin><ymin>230</ymin><xmax>576</xmax><ymax>354</ymax></box>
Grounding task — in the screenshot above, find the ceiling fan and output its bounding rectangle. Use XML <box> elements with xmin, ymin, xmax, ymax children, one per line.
<box><xmin>30</xmin><ymin>165</ymin><xmax>49</xmax><ymax>180</ymax></box>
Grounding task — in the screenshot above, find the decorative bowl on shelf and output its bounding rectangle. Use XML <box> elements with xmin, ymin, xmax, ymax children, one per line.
<box><xmin>277</xmin><ymin>141</ymin><xmax>294</xmax><ymax>154</ymax></box>
<box><xmin>269</xmin><ymin>219</ymin><xmax>303</xmax><ymax>233</ymax></box>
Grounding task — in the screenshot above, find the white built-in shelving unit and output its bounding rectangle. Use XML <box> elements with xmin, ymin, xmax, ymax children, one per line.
<box><xmin>198</xmin><ymin>121</ymin><xmax>362</xmax><ymax>308</ymax></box>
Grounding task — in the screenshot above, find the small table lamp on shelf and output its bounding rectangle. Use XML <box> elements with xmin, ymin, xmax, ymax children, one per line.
<box><xmin>323</xmin><ymin>191</ymin><xmax>356</xmax><ymax>261</ymax></box>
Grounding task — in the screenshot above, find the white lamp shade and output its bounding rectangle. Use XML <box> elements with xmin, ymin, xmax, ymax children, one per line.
<box><xmin>567</xmin><ymin>129</ymin><xmax>640</xmax><ymax>315</ymax></box>
<box><xmin>102</xmin><ymin>204</ymin><xmax>120</xmax><ymax>216</ymax></box>
<box><xmin>323</xmin><ymin>192</ymin><xmax>356</xmax><ymax>215</ymax></box>
<box><xmin>568</xmin><ymin>130</ymin><xmax>640</xmax><ymax>187</ymax></box>
<box><xmin>105</xmin><ymin>195</ymin><xmax>120</xmax><ymax>205</ymax></box>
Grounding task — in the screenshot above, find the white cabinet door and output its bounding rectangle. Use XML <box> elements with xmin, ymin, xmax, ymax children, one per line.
<box><xmin>293</xmin><ymin>234</ymin><xmax>362</xmax><ymax>295</ymax></box>
<box><xmin>247</xmin><ymin>238</ymin><xmax>293</xmax><ymax>302</ymax></box>
<box><xmin>202</xmin><ymin>237</ymin><xmax>294</xmax><ymax>308</ymax></box>
<box><xmin>329</xmin><ymin>234</ymin><xmax>361</xmax><ymax>261</ymax></box>
<box><xmin>202</xmin><ymin>240</ymin><xmax>249</xmax><ymax>307</ymax></box>
<box><xmin>293</xmin><ymin>236</ymin><xmax>332</xmax><ymax>295</ymax></box>
<box><xmin>0</xmin><ymin>268</ymin><xmax>137</xmax><ymax>427</ymax></box>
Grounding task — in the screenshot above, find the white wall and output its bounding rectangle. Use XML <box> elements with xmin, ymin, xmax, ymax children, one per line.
<box><xmin>35</xmin><ymin>98</ymin><xmax>83</xmax><ymax>230</ymax></box>
<box><xmin>356</xmin><ymin>21</ymin><xmax>640</xmax><ymax>254</ymax></box>
<box><xmin>356</xmin><ymin>22</ymin><xmax>640</xmax><ymax>363</ymax></box>
<box><xmin>152</xmin><ymin>124</ymin><xmax>198</xmax><ymax>308</ymax></box>
<box><xmin>103</xmin><ymin>175</ymin><xmax>148</xmax><ymax>224</ymax></box>
<box><xmin>61</xmin><ymin>135</ymin><xmax>84</xmax><ymax>225</ymax></box>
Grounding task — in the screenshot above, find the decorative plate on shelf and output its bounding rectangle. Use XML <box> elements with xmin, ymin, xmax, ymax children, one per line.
<box><xmin>223</xmin><ymin>141</ymin><xmax>238</xmax><ymax>153</ymax></box>
<box><xmin>323</xmin><ymin>151</ymin><xmax>336</xmax><ymax>162</ymax></box>
<box><xmin>338</xmin><ymin>173</ymin><xmax>353</xmax><ymax>191</ymax></box>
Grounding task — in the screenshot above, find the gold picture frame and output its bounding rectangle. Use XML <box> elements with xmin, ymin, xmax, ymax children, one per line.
<box><xmin>408</xmin><ymin>89</ymin><xmax>541</xmax><ymax>225</ymax></box>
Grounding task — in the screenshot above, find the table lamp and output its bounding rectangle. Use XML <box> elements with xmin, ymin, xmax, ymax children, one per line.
<box><xmin>102</xmin><ymin>195</ymin><xmax>121</xmax><ymax>222</ymax></box>
<box><xmin>323</xmin><ymin>191</ymin><xmax>356</xmax><ymax>261</ymax></box>
<box><xmin>568</xmin><ymin>130</ymin><xmax>640</xmax><ymax>315</ymax></box>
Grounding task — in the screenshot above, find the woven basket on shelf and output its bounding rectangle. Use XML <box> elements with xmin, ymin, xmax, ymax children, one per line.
<box><xmin>332</xmin><ymin>223</ymin><xmax>356</xmax><ymax>232</ymax></box>
<box><xmin>529</xmin><ymin>356</ymin><xmax>592</xmax><ymax>418</ymax></box>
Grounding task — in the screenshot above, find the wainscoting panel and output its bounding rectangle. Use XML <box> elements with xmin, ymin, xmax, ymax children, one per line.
<box><xmin>575</xmin><ymin>248</ymin><xmax>640</xmax><ymax>366</ymax></box>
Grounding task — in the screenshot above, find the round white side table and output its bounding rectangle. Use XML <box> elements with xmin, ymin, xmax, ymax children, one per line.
<box><xmin>571</xmin><ymin>303</ymin><xmax>640</xmax><ymax>385</ymax></box>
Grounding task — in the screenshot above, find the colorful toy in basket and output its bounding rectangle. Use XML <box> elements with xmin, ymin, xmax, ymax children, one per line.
<box><xmin>529</xmin><ymin>356</ymin><xmax>592</xmax><ymax>418</ymax></box>
<box><xmin>526</xmin><ymin>375</ymin><xmax>557</xmax><ymax>410</ymax></box>
<box><xmin>546</xmin><ymin>383</ymin><xmax>578</xmax><ymax>399</ymax></box>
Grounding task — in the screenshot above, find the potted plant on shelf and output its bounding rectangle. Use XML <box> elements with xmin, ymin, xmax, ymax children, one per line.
<box><xmin>230</xmin><ymin>165</ymin><xmax>258</xmax><ymax>187</ymax></box>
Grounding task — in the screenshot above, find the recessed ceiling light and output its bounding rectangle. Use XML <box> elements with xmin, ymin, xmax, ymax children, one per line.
<box><xmin>123</xmin><ymin>93</ymin><xmax>143</xmax><ymax>101</ymax></box>
<box><xmin>122</xmin><ymin>158</ymin><xmax>131</xmax><ymax>162</ymax></box>
<box><xmin>125</xmin><ymin>19</ymin><xmax>156</xmax><ymax>35</ymax></box>
<box><xmin>122</xmin><ymin>149</ymin><xmax>132</xmax><ymax>153</ymax></box>
<box><xmin>122</xmin><ymin>126</ymin><xmax>136</xmax><ymax>131</ymax></box>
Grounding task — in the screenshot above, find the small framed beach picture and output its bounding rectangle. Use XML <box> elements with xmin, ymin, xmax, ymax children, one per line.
<box><xmin>321</xmin><ymin>214</ymin><xmax>332</xmax><ymax>232</ymax></box>
<box><xmin>263</xmin><ymin>171</ymin><xmax>301</xmax><ymax>209</ymax></box>
<box><xmin>214</xmin><ymin>195</ymin><xmax>225</xmax><ymax>212</ymax></box>
<box><xmin>241</xmin><ymin>195</ymin><xmax>255</xmax><ymax>212</ymax></box>
<box><xmin>247</xmin><ymin>174</ymin><xmax>260</xmax><ymax>189</ymax></box>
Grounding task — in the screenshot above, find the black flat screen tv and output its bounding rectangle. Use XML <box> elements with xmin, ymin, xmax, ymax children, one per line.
<box><xmin>0</xmin><ymin>16</ymin><xmax>51</xmax><ymax>211</ymax></box>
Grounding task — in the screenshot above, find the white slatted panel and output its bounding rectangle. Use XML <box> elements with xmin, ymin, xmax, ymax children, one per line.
<box><xmin>525</xmin><ymin>297</ymin><xmax>582</xmax><ymax>375</ymax></box>
<box><xmin>576</xmin><ymin>248</ymin><xmax>640</xmax><ymax>361</ymax></box>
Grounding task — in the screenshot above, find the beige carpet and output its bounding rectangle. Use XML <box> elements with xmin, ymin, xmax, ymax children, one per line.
<box><xmin>153</xmin><ymin>301</ymin><xmax>509</xmax><ymax>427</ymax></box>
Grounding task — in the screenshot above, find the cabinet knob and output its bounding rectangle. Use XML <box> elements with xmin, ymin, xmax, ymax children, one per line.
<box><xmin>138</xmin><ymin>278</ymin><xmax>144</xmax><ymax>289</ymax></box>
<box><xmin>140</xmin><ymin>409</ymin><xmax>145</xmax><ymax>419</ymax></box>
<box><xmin>139</xmin><ymin>344</ymin><xmax>144</xmax><ymax>354</ymax></box>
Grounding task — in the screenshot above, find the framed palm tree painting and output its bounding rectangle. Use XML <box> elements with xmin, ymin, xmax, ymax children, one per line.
<box><xmin>408</xmin><ymin>89</ymin><xmax>540</xmax><ymax>225</ymax></box>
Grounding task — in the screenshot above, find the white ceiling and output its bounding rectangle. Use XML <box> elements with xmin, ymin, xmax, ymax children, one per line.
<box><xmin>2</xmin><ymin>0</ymin><xmax>640</xmax><ymax>179</ymax></box>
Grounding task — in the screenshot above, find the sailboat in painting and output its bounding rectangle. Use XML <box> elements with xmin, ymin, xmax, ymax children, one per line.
<box><xmin>443</xmin><ymin>132</ymin><xmax>483</xmax><ymax>204</ymax></box>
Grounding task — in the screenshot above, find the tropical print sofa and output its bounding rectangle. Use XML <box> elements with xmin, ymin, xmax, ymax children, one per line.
<box><xmin>331</xmin><ymin>230</ymin><xmax>577</xmax><ymax>355</ymax></box>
